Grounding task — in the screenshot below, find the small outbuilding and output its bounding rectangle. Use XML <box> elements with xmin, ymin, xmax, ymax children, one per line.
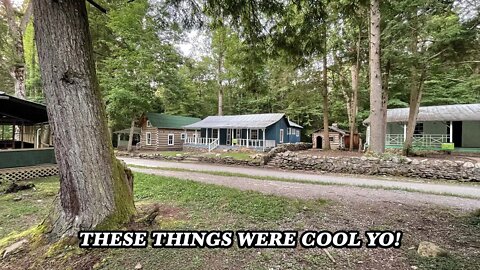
<box><xmin>312</xmin><ymin>124</ymin><xmax>359</xmax><ymax>150</ymax></box>
<box><xmin>113</xmin><ymin>127</ymin><xmax>141</xmax><ymax>150</ymax></box>
<box><xmin>139</xmin><ymin>113</ymin><xmax>201</xmax><ymax>151</ymax></box>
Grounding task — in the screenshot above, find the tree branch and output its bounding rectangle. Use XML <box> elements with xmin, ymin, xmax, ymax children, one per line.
<box><xmin>19</xmin><ymin>1</ymin><xmax>33</xmax><ymax>33</ymax></box>
<box><xmin>87</xmin><ymin>0</ymin><xmax>107</xmax><ymax>14</ymax></box>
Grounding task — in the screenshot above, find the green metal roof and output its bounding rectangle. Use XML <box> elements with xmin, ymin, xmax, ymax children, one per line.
<box><xmin>146</xmin><ymin>113</ymin><xmax>201</xmax><ymax>129</ymax></box>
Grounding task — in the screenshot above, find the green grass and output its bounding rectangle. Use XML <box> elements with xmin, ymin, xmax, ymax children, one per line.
<box><xmin>1</xmin><ymin>173</ymin><xmax>479</xmax><ymax>269</ymax></box>
<box><xmin>202</xmin><ymin>152</ymin><xmax>255</xmax><ymax>160</ymax></box>
<box><xmin>0</xmin><ymin>177</ymin><xmax>58</xmax><ymax>239</ymax></box>
<box><xmin>129</xmin><ymin>165</ymin><xmax>480</xmax><ymax>199</ymax></box>
<box><xmin>134</xmin><ymin>173</ymin><xmax>326</xmax><ymax>225</ymax></box>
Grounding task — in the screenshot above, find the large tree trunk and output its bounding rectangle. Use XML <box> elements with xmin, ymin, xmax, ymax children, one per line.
<box><xmin>32</xmin><ymin>0</ymin><xmax>135</xmax><ymax>240</ymax></box>
<box><xmin>403</xmin><ymin>68</ymin><xmax>426</xmax><ymax>156</ymax></box>
<box><xmin>349</xmin><ymin>26</ymin><xmax>361</xmax><ymax>151</ymax></box>
<box><xmin>217</xmin><ymin>52</ymin><xmax>224</xmax><ymax>116</ymax></box>
<box><xmin>368</xmin><ymin>0</ymin><xmax>385</xmax><ymax>154</ymax></box>
<box><xmin>127</xmin><ymin>116</ymin><xmax>135</xmax><ymax>152</ymax></box>
<box><xmin>349</xmin><ymin>63</ymin><xmax>359</xmax><ymax>151</ymax></box>
<box><xmin>322</xmin><ymin>29</ymin><xmax>331</xmax><ymax>150</ymax></box>
<box><xmin>2</xmin><ymin>0</ymin><xmax>32</xmax><ymax>99</ymax></box>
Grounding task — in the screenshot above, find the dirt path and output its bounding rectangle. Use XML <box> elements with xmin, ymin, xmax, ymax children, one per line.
<box><xmin>129</xmin><ymin>166</ymin><xmax>480</xmax><ymax>211</ymax></box>
<box><xmin>120</xmin><ymin>157</ymin><xmax>480</xmax><ymax>198</ymax></box>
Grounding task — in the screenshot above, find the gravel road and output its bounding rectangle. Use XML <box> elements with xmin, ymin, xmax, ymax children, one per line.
<box><xmin>121</xmin><ymin>158</ymin><xmax>480</xmax><ymax>211</ymax></box>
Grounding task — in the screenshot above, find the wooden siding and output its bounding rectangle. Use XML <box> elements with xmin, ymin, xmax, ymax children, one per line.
<box><xmin>312</xmin><ymin>132</ymin><xmax>343</xmax><ymax>149</ymax></box>
<box><xmin>140</xmin><ymin>120</ymin><xmax>197</xmax><ymax>151</ymax></box>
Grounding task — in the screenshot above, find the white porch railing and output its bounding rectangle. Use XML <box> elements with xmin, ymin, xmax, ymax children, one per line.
<box><xmin>208</xmin><ymin>138</ymin><xmax>219</xmax><ymax>152</ymax></box>
<box><xmin>386</xmin><ymin>134</ymin><xmax>450</xmax><ymax>148</ymax></box>
<box><xmin>185</xmin><ymin>137</ymin><xmax>216</xmax><ymax>145</ymax></box>
<box><xmin>185</xmin><ymin>137</ymin><xmax>276</xmax><ymax>149</ymax></box>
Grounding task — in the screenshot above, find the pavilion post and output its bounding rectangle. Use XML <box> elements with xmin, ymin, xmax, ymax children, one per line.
<box><xmin>12</xmin><ymin>123</ymin><xmax>15</xmax><ymax>149</ymax></box>
<box><xmin>117</xmin><ymin>133</ymin><xmax>120</xmax><ymax>148</ymax></box>
<box><xmin>403</xmin><ymin>123</ymin><xmax>407</xmax><ymax>142</ymax></box>
<box><xmin>449</xmin><ymin>121</ymin><xmax>453</xmax><ymax>143</ymax></box>
<box><xmin>20</xmin><ymin>124</ymin><xmax>24</xmax><ymax>148</ymax></box>
<box><xmin>247</xmin><ymin>129</ymin><xmax>250</xmax><ymax>148</ymax></box>
<box><xmin>217</xmin><ymin>128</ymin><xmax>220</xmax><ymax>143</ymax></box>
<box><xmin>195</xmin><ymin>129</ymin><xmax>198</xmax><ymax>144</ymax></box>
<box><xmin>206</xmin><ymin>128</ymin><xmax>208</xmax><ymax>145</ymax></box>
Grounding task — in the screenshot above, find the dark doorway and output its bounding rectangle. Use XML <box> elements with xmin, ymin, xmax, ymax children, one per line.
<box><xmin>316</xmin><ymin>136</ymin><xmax>323</xmax><ymax>149</ymax></box>
<box><xmin>452</xmin><ymin>121</ymin><xmax>462</xmax><ymax>147</ymax></box>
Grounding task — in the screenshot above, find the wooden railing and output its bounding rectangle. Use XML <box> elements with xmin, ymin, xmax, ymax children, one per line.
<box><xmin>185</xmin><ymin>137</ymin><xmax>216</xmax><ymax>145</ymax></box>
<box><xmin>386</xmin><ymin>134</ymin><xmax>450</xmax><ymax>148</ymax></box>
<box><xmin>208</xmin><ymin>139</ymin><xmax>219</xmax><ymax>152</ymax></box>
<box><xmin>186</xmin><ymin>137</ymin><xmax>276</xmax><ymax>149</ymax></box>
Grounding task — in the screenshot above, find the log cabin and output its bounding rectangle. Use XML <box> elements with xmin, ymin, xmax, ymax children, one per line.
<box><xmin>139</xmin><ymin>113</ymin><xmax>201</xmax><ymax>151</ymax></box>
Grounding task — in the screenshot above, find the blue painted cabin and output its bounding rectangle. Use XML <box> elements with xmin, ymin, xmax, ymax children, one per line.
<box><xmin>183</xmin><ymin>113</ymin><xmax>302</xmax><ymax>151</ymax></box>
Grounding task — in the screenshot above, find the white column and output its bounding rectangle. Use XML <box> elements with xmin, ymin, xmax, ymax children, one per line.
<box><xmin>206</xmin><ymin>128</ymin><xmax>209</xmax><ymax>145</ymax></box>
<box><xmin>217</xmin><ymin>128</ymin><xmax>220</xmax><ymax>142</ymax></box>
<box><xmin>263</xmin><ymin>128</ymin><xmax>266</xmax><ymax>151</ymax></box>
<box><xmin>247</xmin><ymin>129</ymin><xmax>250</xmax><ymax>148</ymax></box>
<box><xmin>195</xmin><ymin>129</ymin><xmax>198</xmax><ymax>144</ymax></box>
<box><xmin>449</xmin><ymin>121</ymin><xmax>453</xmax><ymax>143</ymax></box>
<box><xmin>403</xmin><ymin>124</ymin><xmax>407</xmax><ymax>142</ymax></box>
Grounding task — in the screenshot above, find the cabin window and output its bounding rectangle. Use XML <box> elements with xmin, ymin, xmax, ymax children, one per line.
<box><xmin>251</xmin><ymin>129</ymin><xmax>258</xmax><ymax>140</ymax></box>
<box><xmin>212</xmin><ymin>129</ymin><xmax>219</xmax><ymax>139</ymax></box>
<box><xmin>181</xmin><ymin>133</ymin><xmax>186</xmax><ymax>140</ymax></box>
<box><xmin>296</xmin><ymin>130</ymin><xmax>300</xmax><ymax>137</ymax></box>
<box><xmin>329</xmin><ymin>136</ymin><xmax>334</xmax><ymax>142</ymax></box>
<box><xmin>146</xmin><ymin>132</ymin><xmax>152</xmax><ymax>145</ymax></box>
<box><xmin>168</xmin><ymin>134</ymin><xmax>174</xmax><ymax>145</ymax></box>
<box><xmin>146</xmin><ymin>120</ymin><xmax>152</xmax><ymax>127</ymax></box>
<box><xmin>414</xmin><ymin>123</ymin><xmax>424</xmax><ymax>135</ymax></box>
<box><xmin>287</xmin><ymin>128</ymin><xmax>291</xmax><ymax>135</ymax></box>
<box><xmin>279</xmin><ymin>129</ymin><xmax>284</xmax><ymax>143</ymax></box>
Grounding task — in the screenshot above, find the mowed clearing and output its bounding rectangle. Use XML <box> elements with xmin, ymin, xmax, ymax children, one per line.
<box><xmin>0</xmin><ymin>173</ymin><xmax>479</xmax><ymax>270</ymax></box>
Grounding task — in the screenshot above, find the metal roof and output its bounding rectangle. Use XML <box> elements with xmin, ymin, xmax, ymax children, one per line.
<box><xmin>146</xmin><ymin>113</ymin><xmax>201</xmax><ymax>129</ymax></box>
<box><xmin>288</xmin><ymin>120</ymin><xmax>303</xmax><ymax>129</ymax></box>
<box><xmin>0</xmin><ymin>92</ymin><xmax>48</xmax><ymax>125</ymax></box>
<box><xmin>364</xmin><ymin>103</ymin><xmax>480</xmax><ymax>124</ymax></box>
<box><xmin>314</xmin><ymin>125</ymin><xmax>349</xmax><ymax>135</ymax></box>
<box><xmin>113</xmin><ymin>127</ymin><xmax>141</xmax><ymax>134</ymax></box>
<box><xmin>184</xmin><ymin>113</ymin><xmax>287</xmax><ymax>129</ymax></box>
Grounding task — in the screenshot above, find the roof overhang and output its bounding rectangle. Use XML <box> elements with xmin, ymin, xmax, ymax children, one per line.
<box><xmin>364</xmin><ymin>104</ymin><xmax>480</xmax><ymax>124</ymax></box>
<box><xmin>183</xmin><ymin>113</ymin><xmax>286</xmax><ymax>129</ymax></box>
<box><xmin>0</xmin><ymin>92</ymin><xmax>48</xmax><ymax>125</ymax></box>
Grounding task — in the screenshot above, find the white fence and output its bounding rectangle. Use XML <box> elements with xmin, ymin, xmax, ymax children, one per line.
<box><xmin>185</xmin><ymin>137</ymin><xmax>276</xmax><ymax>149</ymax></box>
<box><xmin>386</xmin><ymin>134</ymin><xmax>450</xmax><ymax>148</ymax></box>
<box><xmin>185</xmin><ymin>137</ymin><xmax>216</xmax><ymax>145</ymax></box>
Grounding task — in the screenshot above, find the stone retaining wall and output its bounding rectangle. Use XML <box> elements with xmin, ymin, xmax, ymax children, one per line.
<box><xmin>117</xmin><ymin>151</ymin><xmax>261</xmax><ymax>167</ymax></box>
<box><xmin>268</xmin><ymin>151</ymin><xmax>480</xmax><ymax>182</ymax></box>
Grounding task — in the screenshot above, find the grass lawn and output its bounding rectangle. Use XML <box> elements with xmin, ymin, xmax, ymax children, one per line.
<box><xmin>0</xmin><ymin>173</ymin><xmax>479</xmax><ymax>270</ymax></box>
<box><xmin>202</xmin><ymin>152</ymin><xmax>254</xmax><ymax>160</ymax></box>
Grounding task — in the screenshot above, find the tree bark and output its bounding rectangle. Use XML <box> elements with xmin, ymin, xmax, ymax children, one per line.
<box><xmin>2</xmin><ymin>0</ymin><xmax>32</xmax><ymax>99</ymax></box>
<box><xmin>349</xmin><ymin>28</ymin><xmax>361</xmax><ymax>151</ymax></box>
<box><xmin>368</xmin><ymin>0</ymin><xmax>385</xmax><ymax>154</ymax></box>
<box><xmin>127</xmin><ymin>116</ymin><xmax>135</xmax><ymax>152</ymax></box>
<box><xmin>217</xmin><ymin>49</ymin><xmax>224</xmax><ymax>116</ymax></box>
<box><xmin>32</xmin><ymin>0</ymin><xmax>135</xmax><ymax>240</ymax></box>
<box><xmin>403</xmin><ymin>67</ymin><xmax>426</xmax><ymax>156</ymax></box>
<box><xmin>322</xmin><ymin>27</ymin><xmax>331</xmax><ymax>150</ymax></box>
